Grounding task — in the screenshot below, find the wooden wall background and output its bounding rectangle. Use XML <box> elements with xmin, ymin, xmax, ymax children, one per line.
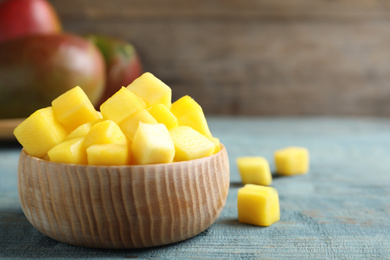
<box><xmin>49</xmin><ymin>0</ymin><xmax>390</xmax><ymax>116</ymax></box>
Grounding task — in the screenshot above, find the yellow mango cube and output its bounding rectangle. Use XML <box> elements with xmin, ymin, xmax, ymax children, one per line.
<box><xmin>131</xmin><ymin>123</ymin><xmax>175</xmax><ymax>165</ymax></box>
<box><xmin>97</xmin><ymin>111</ymin><xmax>103</xmax><ymax>119</ymax></box>
<box><xmin>100</xmin><ymin>87</ymin><xmax>146</xmax><ymax>124</ymax></box>
<box><xmin>65</xmin><ymin>120</ymin><xmax>103</xmax><ymax>140</ymax></box>
<box><xmin>13</xmin><ymin>107</ymin><xmax>68</xmax><ymax>158</ymax></box>
<box><xmin>52</xmin><ymin>86</ymin><xmax>101</xmax><ymax>131</ymax></box>
<box><xmin>170</xmin><ymin>126</ymin><xmax>215</xmax><ymax>162</ymax></box>
<box><xmin>83</xmin><ymin>120</ymin><xmax>127</xmax><ymax>149</ymax></box>
<box><xmin>119</xmin><ymin>108</ymin><xmax>158</xmax><ymax>141</ymax></box>
<box><xmin>47</xmin><ymin>137</ymin><xmax>87</xmax><ymax>164</ymax></box>
<box><xmin>274</xmin><ymin>147</ymin><xmax>309</xmax><ymax>175</ymax></box>
<box><xmin>237</xmin><ymin>184</ymin><xmax>280</xmax><ymax>227</ymax></box>
<box><xmin>86</xmin><ymin>144</ymin><xmax>130</xmax><ymax>166</ymax></box>
<box><xmin>127</xmin><ymin>72</ymin><xmax>172</xmax><ymax>108</ymax></box>
<box><xmin>170</xmin><ymin>95</ymin><xmax>212</xmax><ymax>139</ymax></box>
<box><xmin>210</xmin><ymin>136</ymin><xmax>221</xmax><ymax>154</ymax></box>
<box><xmin>147</xmin><ymin>104</ymin><xmax>178</xmax><ymax>130</ymax></box>
<box><xmin>236</xmin><ymin>157</ymin><xmax>272</xmax><ymax>186</ymax></box>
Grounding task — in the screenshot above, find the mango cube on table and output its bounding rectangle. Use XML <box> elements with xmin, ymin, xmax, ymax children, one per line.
<box><xmin>119</xmin><ymin>108</ymin><xmax>157</xmax><ymax>141</ymax></box>
<box><xmin>52</xmin><ymin>86</ymin><xmax>101</xmax><ymax>132</ymax></box>
<box><xmin>170</xmin><ymin>126</ymin><xmax>215</xmax><ymax>162</ymax></box>
<box><xmin>237</xmin><ymin>157</ymin><xmax>272</xmax><ymax>186</ymax></box>
<box><xmin>127</xmin><ymin>72</ymin><xmax>172</xmax><ymax>109</ymax></box>
<box><xmin>13</xmin><ymin>107</ymin><xmax>68</xmax><ymax>158</ymax></box>
<box><xmin>170</xmin><ymin>95</ymin><xmax>212</xmax><ymax>139</ymax></box>
<box><xmin>237</xmin><ymin>184</ymin><xmax>280</xmax><ymax>227</ymax></box>
<box><xmin>131</xmin><ymin>123</ymin><xmax>175</xmax><ymax>165</ymax></box>
<box><xmin>147</xmin><ymin>104</ymin><xmax>178</xmax><ymax>130</ymax></box>
<box><xmin>100</xmin><ymin>87</ymin><xmax>146</xmax><ymax>124</ymax></box>
<box><xmin>87</xmin><ymin>144</ymin><xmax>130</xmax><ymax>166</ymax></box>
<box><xmin>274</xmin><ymin>147</ymin><xmax>309</xmax><ymax>175</ymax></box>
<box><xmin>47</xmin><ymin>137</ymin><xmax>86</xmax><ymax>164</ymax></box>
<box><xmin>83</xmin><ymin>120</ymin><xmax>127</xmax><ymax>149</ymax></box>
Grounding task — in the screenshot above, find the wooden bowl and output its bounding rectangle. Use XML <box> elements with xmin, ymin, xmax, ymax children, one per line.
<box><xmin>17</xmin><ymin>145</ymin><xmax>230</xmax><ymax>249</ymax></box>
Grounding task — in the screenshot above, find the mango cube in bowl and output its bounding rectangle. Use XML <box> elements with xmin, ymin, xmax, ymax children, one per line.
<box><xmin>237</xmin><ymin>157</ymin><xmax>272</xmax><ymax>186</ymax></box>
<box><xmin>100</xmin><ymin>87</ymin><xmax>146</xmax><ymax>124</ymax></box>
<box><xmin>83</xmin><ymin>120</ymin><xmax>127</xmax><ymax>149</ymax></box>
<box><xmin>119</xmin><ymin>108</ymin><xmax>157</xmax><ymax>141</ymax></box>
<box><xmin>127</xmin><ymin>72</ymin><xmax>172</xmax><ymax>108</ymax></box>
<box><xmin>170</xmin><ymin>126</ymin><xmax>215</xmax><ymax>162</ymax></box>
<box><xmin>52</xmin><ymin>86</ymin><xmax>101</xmax><ymax>132</ymax></box>
<box><xmin>237</xmin><ymin>184</ymin><xmax>280</xmax><ymax>227</ymax></box>
<box><xmin>47</xmin><ymin>137</ymin><xmax>87</xmax><ymax>164</ymax></box>
<box><xmin>274</xmin><ymin>147</ymin><xmax>309</xmax><ymax>175</ymax></box>
<box><xmin>170</xmin><ymin>95</ymin><xmax>212</xmax><ymax>139</ymax></box>
<box><xmin>87</xmin><ymin>143</ymin><xmax>130</xmax><ymax>166</ymax></box>
<box><xmin>210</xmin><ymin>136</ymin><xmax>221</xmax><ymax>154</ymax></box>
<box><xmin>131</xmin><ymin>122</ymin><xmax>175</xmax><ymax>165</ymax></box>
<box><xmin>147</xmin><ymin>104</ymin><xmax>178</xmax><ymax>130</ymax></box>
<box><xmin>64</xmin><ymin>120</ymin><xmax>102</xmax><ymax>140</ymax></box>
<box><xmin>13</xmin><ymin>107</ymin><xmax>68</xmax><ymax>158</ymax></box>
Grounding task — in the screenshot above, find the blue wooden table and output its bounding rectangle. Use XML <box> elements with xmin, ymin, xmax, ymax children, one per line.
<box><xmin>1</xmin><ymin>117</ymin><xmax>390</xmax><ymax>259</ymax></box>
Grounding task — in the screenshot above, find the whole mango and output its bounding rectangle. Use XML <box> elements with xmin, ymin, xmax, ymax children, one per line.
<box><xmin>0</xmin><ymin>33</ymin><xmax>105</xmax><ymax>119</ymax></box>
<box><xmin>87</xmin><ymin>35</ymin><xmax>142</xmax><ymax>106</ymax></box>
<box><xmin>0</xmin><ymin>0</ymin><xmax>61</xmax><ymax>43</ymax></box>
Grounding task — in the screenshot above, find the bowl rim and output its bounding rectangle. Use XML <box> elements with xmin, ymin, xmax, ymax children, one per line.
<box><xmin>19</xmin><ymin>144</ymin><xmax>227</xmax><ymax>169</ymax></box>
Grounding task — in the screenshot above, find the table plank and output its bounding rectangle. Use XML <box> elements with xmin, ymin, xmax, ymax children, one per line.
<box><xmin>1</xmin><ymin>117</ymin><xmax>389</xmax><ymax>258</ymax></box>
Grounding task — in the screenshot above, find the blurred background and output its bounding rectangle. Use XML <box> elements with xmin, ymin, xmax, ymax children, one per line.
<box><xmin>47</xmin><ymin>0</ymin><xmax>390</xmax><ymax>116</ymax></box>
<box><xmin>1</xmin><ymin>0</ymin><xmax>390</xmax><ymax>117</ymax></box>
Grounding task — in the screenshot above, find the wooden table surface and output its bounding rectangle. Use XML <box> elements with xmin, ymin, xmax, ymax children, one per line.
<box><xmin>1</xmin><ymin>117</ymin><xmax>389</xmax><ymax>259</ymax></box>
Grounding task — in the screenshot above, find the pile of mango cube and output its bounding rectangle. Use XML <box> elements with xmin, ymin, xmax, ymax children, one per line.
<box><xmin>14</xmin><ymin>72</ymin><xmax>221</xmax><ymax>165</ymax></box>
<box><xmin>236</xmin><ymin>147</ymin><xmax>309</xmax><ymax>227</ymax></box>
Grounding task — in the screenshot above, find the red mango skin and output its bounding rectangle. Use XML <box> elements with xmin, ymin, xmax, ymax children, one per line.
<box><xmin>87</xmin><ymin>35</ymin><xmax>142</xmax><ymax>106</ymax></box>
<box><xmin>0</xmin><ymin>34</ymin><xmax>105</xmax><ymax>119</ymax></box>
<box><xmin>0</xmin><ymin>0</ymin><xmax>61</xmax><ymax>43</ymax></box>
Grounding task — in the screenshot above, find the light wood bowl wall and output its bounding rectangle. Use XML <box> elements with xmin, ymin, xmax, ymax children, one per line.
<box><xmin>17</xmin><ymin>146</ymin><xmax>230</xmax><ymax>249</ymax></box>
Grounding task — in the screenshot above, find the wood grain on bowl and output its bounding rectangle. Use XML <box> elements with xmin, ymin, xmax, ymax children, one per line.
<box><xmin>17</xmin><ymin>145</ymin><xmax>230</xmax><ymax>249</ymax></box>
